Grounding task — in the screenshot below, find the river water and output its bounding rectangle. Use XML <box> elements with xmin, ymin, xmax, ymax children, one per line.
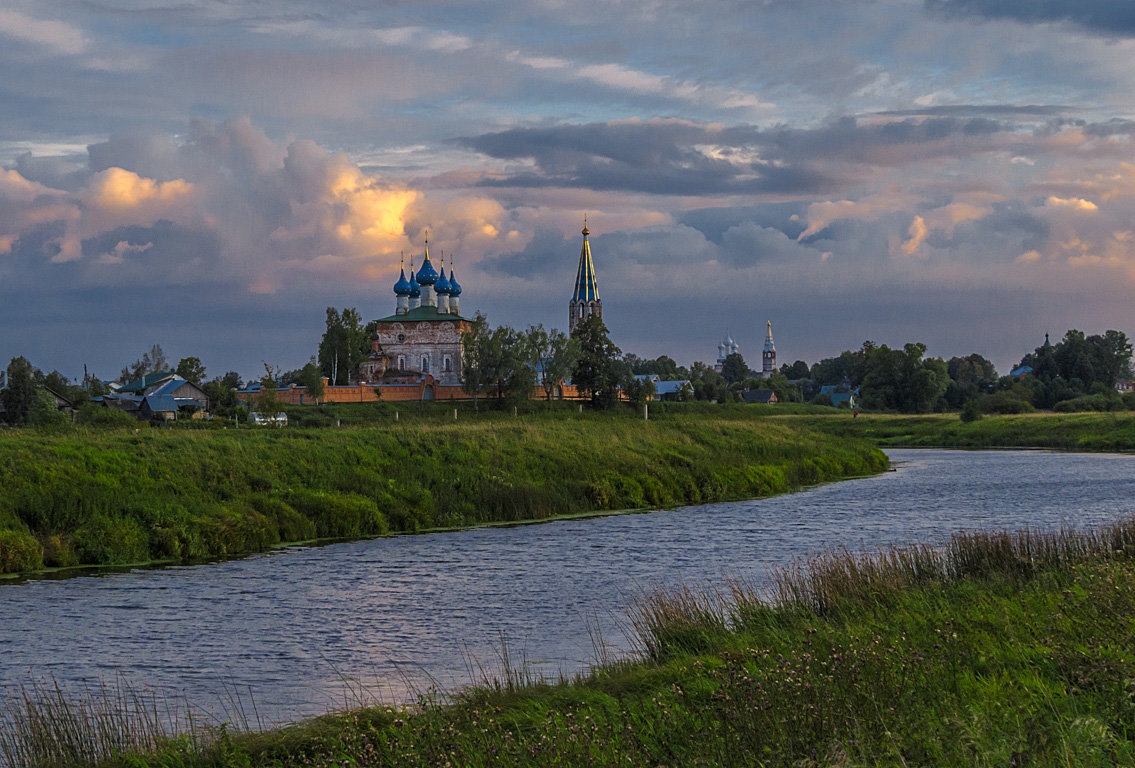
<box><xmin>2</xmin><ymin>449</ymin><xmax>1134</xmax><ymax>726</ymax></box>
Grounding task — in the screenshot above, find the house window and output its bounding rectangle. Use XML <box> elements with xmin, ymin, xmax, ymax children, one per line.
<box><xmin>421</xmin><ymin>355</ymin><xmax>429</xmax><ymax>373</ymax></box>
<box><xmin>443</xmin><ymin>356</ymin><xmax>452</xmax><ymax>373</ymax></box>
<box><xmin>398</xmin><ymin>356</ymin><xmax>405</xmax><ymax>371</ymax></box>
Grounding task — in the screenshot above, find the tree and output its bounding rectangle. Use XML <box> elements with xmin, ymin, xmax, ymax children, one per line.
<box><xmin>485</xmin><ymin>325</ymin><xmax>535</xmax><ymax>403</ymax></box>
<box><xmin>318</xmin><ymin>308</ymin><xmax>370</xmax><ymax>385</ymax></box>
<box><xmin>689</xmin><ymin>362</ymin><xmax>730</xmax><ymax>402</ymax></box>
<box><xmin>120</xmin><ymin>344</ymin><xmax>168</xmax><ymax>383</ymax></box>
<box><xmin>570</xmin><ymin>315</ymin><xmax>623</xmax><ymax>409</ymax></box>
<box><xmin>720</xmin><ymin>352</ymin><xmax>749</xmax><ymax>385</ymax></box>
<box><xmin>780</xmin><ymin>360</ymin><xmax>810</xmax><ymax>380</ymax></box>
<box><xmin>858</xmin><ymin>342</ymin><xmax>948</xmax><ymax>413</ymax></box>
<box><xmin>175</xmin><ymin>356</ymin><xmax>207</xmax><ymax>385</ymax></box>
<box><xmin>1</xmin><ymin>357</ymin><xmax>37</xmax><ymax>425</ymax></box>
<box><xmin>203</xmin><ymin>371</ymin><xmax>242</xmax><ymax>414</ymax></box>
<box><xmin>622</xmin><ymin>372</ymin><xmax>656</xmax><ymax>408</ymax></box>
<box><xmin>461</xmin><ymin>313</ymin><xmax>491</xmax><ymax>408</ymax></box>
<box><xmin>254</xmin><ymin>364</ymin><xmax>282</xmax><ymax>414</ymax></box>
<box><xmin>628</xmin><ymin>354</ymin><xmax>686</xmax><ymax>380</ymax></box>
<box><xmin>296</xmin><ymin>361</ymin><xmax>325</xmax><ymax>402</ymax></box>
<box><xmin>29</xmin><ymin>388</ymin><xmax>67</xmax><ymax>427</ymax></box>
<box><xmin>526</xmin><ymin>324</ymin><xmax>576</xmax><ymax>400</ymax></box>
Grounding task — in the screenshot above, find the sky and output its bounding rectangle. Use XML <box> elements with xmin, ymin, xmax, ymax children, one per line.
<box><xmin>3</xmin><ymin>0</ymin><xmax>1135</xmax><ymax>381</ymax></box>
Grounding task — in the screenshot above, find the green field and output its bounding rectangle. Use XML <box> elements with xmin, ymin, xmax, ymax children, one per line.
<box><xmin>0</xmin><ymin>406</ymin><xmax>886</xmax><ymax>575</ymax></box>
<box><xmin>786</xmin><ymin>411</ymin><xmax>1135</xmax><ymax>451</ymax></box>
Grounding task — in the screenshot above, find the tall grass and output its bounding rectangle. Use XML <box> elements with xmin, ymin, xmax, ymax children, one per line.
<box><xmin>630</xmin><ymin>517</ymin><xmax>1135</xmax><ymax>660</ymax></box>
<box><xmin>793</xmin><ymin>411</ymin><xmax>1135</xmax><ymax>451</ymax></box>
<box><xmin>0</xmin><ymin>680</ymin><xmax>190</xmax><ymax>768</ymax></box>
<box><xmin>0</xmin><ymin>412</ymin><xmax>886</xmax><ymax>575</ymax></box>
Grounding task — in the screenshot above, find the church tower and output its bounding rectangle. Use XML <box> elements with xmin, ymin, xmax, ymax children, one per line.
<box><xmin>762</xmin><ymin>321</ymin><xmax>776</xmax><ymax>379</ymax></box>
<box><xmin>569</xmin><ymin>217</ymin><xmax>601</xmax><ymax>333</ymax></box>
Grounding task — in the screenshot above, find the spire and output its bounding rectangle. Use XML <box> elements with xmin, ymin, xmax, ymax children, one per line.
<box><xmin>764</xmin><ymin>321</ymin><xmax>775</xmax><ymax>352</ymax></box>
<box><xmin>571</xmin><ymin>216</ymin><xmax>599</xmax><ymax>304</ymax></box>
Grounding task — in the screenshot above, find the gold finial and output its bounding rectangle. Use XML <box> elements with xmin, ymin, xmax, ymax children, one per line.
<box><xmin>582</xmin><ymin>213</ymin><xmax>590</xmax><ymax>237</ymax></box>
<box><xmin>440</xmin><ymin>251</ymin><xmax>445</xmax><ymax>269</ymax></box>
<box><xmin>400</xmin><ymin>250</ymin><xmax>404</xmax><ymax>268</ymax></box>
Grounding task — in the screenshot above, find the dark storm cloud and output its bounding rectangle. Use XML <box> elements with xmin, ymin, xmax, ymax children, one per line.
<box><xmin>679</xmin><ymin>203</ymin><xmax>808</xmax><ymax>244</ymax></box>
<box><xmin>874</xmin><ymin>105</ymin><xmax>1071</xmax><ymax>118</ymax></box>
<box><xmin>925</xmin><ymin>0</ymin><xmax>1135</xmax><ymax>35</ymax></box>
<box><xmin>478</xmin><ymin>227</ymin><xmax>572</xmax><ymax>277</ymax></box>
<box><xmin>458</xmin><ymin>116</ymin><xmax>1016</xmax><ymax>195</ymax></box>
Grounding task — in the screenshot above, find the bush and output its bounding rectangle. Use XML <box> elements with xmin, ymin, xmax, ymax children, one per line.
<box><xmin>959</xmin><ymin>400</ymin><xmax>983</xmax><ymax>423</ymax></box>
<box><xmin>284</xmin><ymin>490</ymin><xmax>389</xmax><ymax>539</ymax></box>
<box><xmin>77</xmin><ymin>403</ymin><xmax>140</xmax><ymax>428</ymax></box>
<box><xmin>1054</xmin><ymin>393</ymin><xmax>1124</xmax><ymax>412</ymax></box>
<box><xmin>73</xmin><ymin>515</ymin><xmax>150</xmax><ymax>565</ymax></box>
<box><xmin>0</xmin><ymin>529</ymin><xmax>43</xmax><ymax>572</ymax></box>
<box><xmin>977</xmin><ymin>391</ymin><xmax>1035</xmax><ymax>414</ymax></box>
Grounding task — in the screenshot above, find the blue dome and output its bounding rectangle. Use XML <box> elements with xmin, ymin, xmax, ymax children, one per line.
<box><xmin>416</xmin><ymin>255</ymin><xmax>439</xmax><ymax>286</ymax></box>
<box><xmin>434</xmin><ymin>267</ymin><xmax>451</xmax><ymax>295</ymax></box>
<box><xmin>393</xmin><ymin>268</ymin><xmax>411</xmax><ymax>296</ymax></box>
<box><xmin>408</xmin><ymin>270</ymin><xmax>421</xmax><ymax>298</ymax></box>
<box><xmin>447</xmin><ymin>268</ymin><xmax>461</xmax><ymax>297</ymax></box>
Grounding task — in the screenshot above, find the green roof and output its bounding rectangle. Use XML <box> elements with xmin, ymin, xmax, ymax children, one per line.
<box><xmin>118</xmin><ymin>370</ymin><xmax>177</xmax><ymax>393</ymax></box>
<box><xmin>375</xmin><ymin>305</ymin><xmax>470</xmax><ymax>323</ymax></box>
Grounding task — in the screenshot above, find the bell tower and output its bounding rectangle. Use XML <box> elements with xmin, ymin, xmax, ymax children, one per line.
<box><xmin>569</xmin><ymin>216</ymin><xmax>601</xmax><ymax>333</ymax></box>
<box><xmin>762</xmin><ymin>321</ymin><xmax>776</xmax><ymax>379</ymax></box>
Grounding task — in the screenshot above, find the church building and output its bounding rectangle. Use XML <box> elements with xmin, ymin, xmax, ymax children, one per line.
<box><xmin>355</xmin><ymin>237</ymin><xmax>471</xmax><ymax>394</ymax></box>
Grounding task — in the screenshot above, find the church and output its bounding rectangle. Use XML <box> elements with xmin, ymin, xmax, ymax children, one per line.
<box><xmin>355</xmin><ymin>237</ymin><xmax>471</xmax><ymax>395</ymax></box>
<box><xmin>238</xmin><ymin>222</ymin><xmax>599</xmax><ymax>405</ymax></box>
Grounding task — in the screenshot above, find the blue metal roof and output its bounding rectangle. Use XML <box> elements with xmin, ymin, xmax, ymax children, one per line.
<box><xmin>654</xmin><ymin>380</ymin><xmax>690</xmax><ymax>396</ymax></box>
<box><xmin>142</xmin><ymin>395</ymin><xmax>179</xmax><ymax>412</ymax></box>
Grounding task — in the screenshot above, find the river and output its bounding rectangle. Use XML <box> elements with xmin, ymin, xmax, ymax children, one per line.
<box><xmin>2</xmin><ymin>448</ymin><xmax>1134</xmax><ymax>726</ymax></box>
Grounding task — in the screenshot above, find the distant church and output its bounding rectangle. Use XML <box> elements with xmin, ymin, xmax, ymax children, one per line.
<box><xmin>355</xmin><ymin>237</ymin><xmax>470</xmax><ymax>394</ymax></box>
<box><xmin>569</xmin><ymin>218</ymin><xmax>601</xmax><ymax>332</ymax></box>
<box><xmin>714</xmin><ymin>321</ymin><xmax>777</xmax><ymax>379</ymax></box>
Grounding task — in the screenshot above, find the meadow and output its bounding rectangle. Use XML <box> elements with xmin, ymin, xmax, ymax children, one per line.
<box><xmin>8</xmin><ymin>518</ymin><xmax>1135</xmax><ymax>767</ymax></box>
<box><xmin>0</xmin><ymin>405</ymin><xmax>886</xmax><ymax>575</ymax></box>
<box><xmin>787</xmin><ymin>411</ymin><xmax>1135</xmax><ymax>452</ymax></box>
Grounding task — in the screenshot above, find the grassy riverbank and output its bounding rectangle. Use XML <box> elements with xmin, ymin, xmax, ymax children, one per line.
<box><xmin>10</xmin><ymin>518</ymin><xmax>1135</xmax><ymax>768</ymax></box>
<box><xmin>0</xmin><ymin>410</ymin><xmax>886</xmax><ymax>575</ymax></box>
<box><xmin>787</xmin><ymin>411</ymin><xmax>1135</xmax><ymax>451</ymax></box>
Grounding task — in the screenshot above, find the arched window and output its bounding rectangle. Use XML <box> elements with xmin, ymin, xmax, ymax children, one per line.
<box><xmin>443</xmin><ymin>356</ymin><xmax>452</xmax><ymax>372</ymax></box>
<box><xmin>398</xmin><ymin>356</ymin><xmax>405</xmax><ymax>371</ymax></box>
<box><xmin>421</xmin><ymin>355</ymin><xmax>429</xmax><ymax>373</ymax></box>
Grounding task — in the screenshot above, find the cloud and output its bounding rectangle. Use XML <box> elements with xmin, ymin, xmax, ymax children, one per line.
<box><xmin>0</xmin><ymin>10</ymin><xmax>87</xmax><ymax>55</ymax></box>
<box><xmin>1046</xmin><ymin>196</ymin><xmax>1099</xmax><ymax>211</ymax></box>
<box><xmin>0</xmin><ymin>118</ymin><xmax>513</xmax><ymax>291</ymax></box>
<box><xmin>901</xmin><ymin>215</ymin><xmax>928</xmax><ymax>255</ymax></box>
<box><xmin>924</xmin><ymin>0</ymin><xmax>1135</xmax><ymax>36</ymax></box>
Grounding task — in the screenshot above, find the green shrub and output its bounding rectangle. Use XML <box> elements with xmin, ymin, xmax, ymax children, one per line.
<box><xmin>73</xmin><ymin>515</ymin><xmax>150</xmax><ymax>565</ymax></box>
<box><xmin>284</xmin><ymin>490</ymin><xmax>389</xmax><ymax>538</ymax></box>
<box><xmin>40</xmin><ymin>533</ymin><xmax>79</xmax><ymax>567</ymax></box>
<box><xmin>0</xmin><ymin>529</ymin><xmax>43</xmax><ymax>573</ymax></box>
<box><xmin>978</xmin><ymin>391</ymin><xmax>1035</xmax><ymax>414</ymax></box>
<box><xmin>1054</xmin><ymin>393</ymin><xmax>1124</xmax><ymax>412</ymax></box>
<box><xmin>960</xmin><ymin>400</ymin><xmax>983</xmax><ymax>422</ymax></box>
<box><xmin>76</xmin><ymin>404</ymin><xmax>140</xmax><ymax>428</ymax></box>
